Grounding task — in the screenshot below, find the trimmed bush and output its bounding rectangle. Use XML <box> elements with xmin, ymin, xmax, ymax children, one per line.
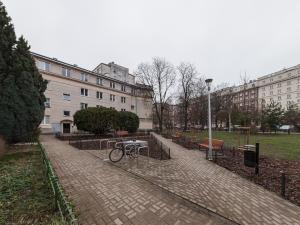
<box><xmin>117</xmin><ymin>111</ymin><xmax>139</xmax><ymax>133</ymax></box>
<box><xmin>74</xmin><ymin>107</ymin><xmax>118</xmax><ymax>134</ymax></box>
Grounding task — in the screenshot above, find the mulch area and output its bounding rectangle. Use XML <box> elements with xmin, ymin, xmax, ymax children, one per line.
<box><xmin>215</xmin><ymin>147</ymin><xmax>300</xmax><ymax>206</ymax></box>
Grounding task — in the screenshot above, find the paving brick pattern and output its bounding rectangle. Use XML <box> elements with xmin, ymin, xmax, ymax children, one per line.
<box><xmin>41</xmin><ymin>135</ymin><xmax>232</xmax><ymax>225</ymax></box>
<box><xmin>88</xmin><ymin>133</ymin><xmax>300</xmax><ymax>225</ymax></box>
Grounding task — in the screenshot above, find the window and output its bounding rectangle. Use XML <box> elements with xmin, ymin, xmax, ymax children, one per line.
<box><xmin>298</xmin><ymin>69</ymin><xmax>300</xmax><ymax>75</ymax></box>
<box><xmin>277</xmin><ymin>83</ymin><xmax>281</xmax><ymax>88</ymax></box>
<box><xmin>262</xmin><ymin>87</ymin><xmax>265</xmax><ymax>91</ymax></box>
<box><xmin>278</xmin><ymin>89</ymin><xmax>281</xmax><ymax>94</ymax></box>
<box><xmin>42</xmin><ymin>115</ymin><xmax>50</xmax><ymax>125</ymax></box>
<box><xmin>63</xmin><ymin>111</ymin><xmax>70</xmax><ymax>116</ymax></box>
<box><xmin>121</xmin><ymin>108</ymin><xmax>126</xmax><ymax>111</ymax></box>
<box><xmin>287</xmin><ymin>94</ymin><xmax>291</xmax><ymax>99</ymax></box>
<box><xmin>131</xmin><ymin>105</ymin><xmax>135</xmax><ymax>110</ymax></box>
<box><xmin>288</xmin><ymin>73</ymin><xmax>292</xmax><ymax>77</ymax></box>
<box><xmin>96</xmin><ymin>77</ymin><xmax>102</xmax><ymax>85</ymax></box>
<box><xmin>81</xmin><ymin>88</ymin><xmax>88</xmax><ymax>96</ymax></box>
<box><xmin>131</xmin><ymin>88</ymin><xmax>135</xmax><ymax>95</ymax></box>
<box><xmin>81</xmin><ymin>73</ymin><xmax>88</xmax><ymax>82</ymax></box>
<box><xmin>63</xmin><ymin>93</ymin><xmax>71</xmax><ymax>101</ymax></box>
<box><xmin>262</xmin><ymin>93</ymin><xmax>265</xmax><ymax>97</ymax></box>
<box><xmin>62</xmin><ymin>67</ymin><xmax>71</xmax><ymax>77</ymax></box>
<box><xmin>44</xmin><ymin>98</ymin><xmax>51</xmax><ymax>108</ymax></box>
<box><xmin>110</xmin><ymin>82</ymin><xmax>115</xmax><ymax>88</ymax></box>
<box><xmin>37</xmin><ymin>61</ymin><xmax>50</xmax><ymax>71</ymax></box>
<box><xmin>110</xmin><ymin>94</ymin><xmax>115</xmax><ymax>102</ymax></box>
<box><xmin>270</xmin><ymin>85</ymin><xmax>273</xmax><ymax>89</ymax></box>
<box><xmin>96</xmin><ymin>91</ymin><xmax>103</xmax><ymax>99</ymax></box>
<box><xmin>287</xmin><ymin>81</ymin><xmax>291</xmax><ymax>85</ymax></box>
<box><xmin>298</xmin><ymin>99</ymin><xmax>300</xmax><ymax>103</ymax></box>
<box><xmin>278</xmin><ymin>96</ymin><xmax>281</xmax><ymax>101</ymax></box>
<box><xmin>121</xmin><ymin>96</ymin><xmax>126</xmax><ymax>103</ymax></box>
<box><xmin>270</xmin><ymin>91</ymin><xmax>273</xmax><ymax>95</ymax></box>
<box><xmin>121</xmin><ymin>85</ymin><xmax>126</xmax><ymax>92</ymax></box>
<box><xmin>80</xmin><ymin>103</ymin><xmax>88</xmax><ymax>109</ymax></box>
<box><xmin>287</xmin><ymin>87</ymin><xmax>291</xmax><ymax>92</ymax></box>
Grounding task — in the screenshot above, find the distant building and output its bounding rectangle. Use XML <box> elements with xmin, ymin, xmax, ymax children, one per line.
<box><xmin>32</xmin><ymin>52</ymin><xmax>153</xmax><ymax>134</ymax></box>
<box><xmin>257</xmin><ymin>64</ymin><xmax>300</xmax><ymax>109</ymax></box>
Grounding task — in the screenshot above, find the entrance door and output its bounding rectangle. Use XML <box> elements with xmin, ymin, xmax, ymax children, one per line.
<box><xmin>63</xmin><ymin>123</ymin><xmax>71</xmax><ymax>134</ymax></box>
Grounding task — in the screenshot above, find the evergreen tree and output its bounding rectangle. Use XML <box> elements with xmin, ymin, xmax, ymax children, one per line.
<box><xmin>0</xmin><ymin>1</ymin><xmax>17</xmax><ymax>141</ymax></box>
<box><xmin>261</xmin><ymin>101</ymin><xmax>284</xmax><ymax>132</ymax></box>
<box><xmin>283</xmin><ymin>103</ymin><xmax>300</xmax><ymax>131</ymax></box>
<box><xmin>0</xmin><ymin>1</ymin><xmax>47</xmax><ymax>143</ymax></box>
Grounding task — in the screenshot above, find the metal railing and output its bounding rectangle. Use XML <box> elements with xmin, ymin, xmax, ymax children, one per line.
<box><xmin>38</xmin><ymin>141</ymin><xmax>78</xmax><ymax>224</ymax></box>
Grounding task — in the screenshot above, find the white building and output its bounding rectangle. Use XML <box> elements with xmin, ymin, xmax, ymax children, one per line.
<box><xmin>257</xmin><ymin>64</ymin><xmax>300</xmax><ymax>109</ymax></box>
<box><xmin>32</xmin><ymin>52</ymin><xmax>153</xmax><ymax>134</ymax></box>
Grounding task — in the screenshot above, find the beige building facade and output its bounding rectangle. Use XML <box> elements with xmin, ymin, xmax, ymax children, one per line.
<box><xmin>33</xmin><ymin>52</ymin><xmax>153</xmax><ymax>134</ymax></box>
<box><xmin>257</xmin><ymin>64</ymin><xmax>300</xmax><ymax>110</ymax></box>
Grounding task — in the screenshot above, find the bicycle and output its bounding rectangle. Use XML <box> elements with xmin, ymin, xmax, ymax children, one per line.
<box><xmin>109</xmin><ymin>142</ymin><xmax>139</xmax><ymax>162</ymax></box>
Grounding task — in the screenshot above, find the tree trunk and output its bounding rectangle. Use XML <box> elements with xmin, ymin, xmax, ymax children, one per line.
<box><xmin>228</xmin><ymin>112</ymin><xmax>232</xmax><ymax>132</ymax></box>
<box><xmin>0</xmin><ymin>136</ymin><xmax>6</xmax><ymax>159</ymax></box>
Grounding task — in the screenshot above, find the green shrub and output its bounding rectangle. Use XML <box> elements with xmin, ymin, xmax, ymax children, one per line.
<box><xmin>117</xmin><ymin>111</ymin><xmax>139</xmax><ymax>133</ymax></box>
<box><xmin>73</xmin><ymin>107</ymin><xmax>140</xmax><ymax>134</ymax></box>
<box><xmin>74</xmin><ymin>107</ymin><xmax>118</xmax><ymax>134</ymax></box>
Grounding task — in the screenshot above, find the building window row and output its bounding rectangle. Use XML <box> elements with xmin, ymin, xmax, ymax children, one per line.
<box><xmin>37</xmin><ymin>60</ymin><xmax>138</xmax><ymax>96</ymax></box>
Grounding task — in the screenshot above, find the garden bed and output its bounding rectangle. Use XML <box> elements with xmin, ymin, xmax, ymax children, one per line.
<box><xmin>0</xmin><ymin>146</ymin><xmax>64</xmax><ymax>224</ymax></box>
<box><xmin>215</xmin><ymin>147</ymin><xmax>300</xmax><ymax>206</ymax></box>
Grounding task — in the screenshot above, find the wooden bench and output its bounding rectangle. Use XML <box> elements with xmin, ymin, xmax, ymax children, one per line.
<box><xmin>198</xmin><ymin>138</ymin><xmax>224</xmax><ymax>159</ymax></box>
<box><xmin>116</xmin><ymin>130</ymin><xmax>129</xmax><ymax>137</ymax></box>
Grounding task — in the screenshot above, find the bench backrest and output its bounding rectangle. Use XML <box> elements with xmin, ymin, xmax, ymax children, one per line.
<box><xmin>116</xmin><ymin>130</ymin><xmax>129</xmax><ymax>137</ymax></box>
<box><xmin>202</xmin><ymin>138</ymin><xmax>224</xmax><ymax>147</ymax></box>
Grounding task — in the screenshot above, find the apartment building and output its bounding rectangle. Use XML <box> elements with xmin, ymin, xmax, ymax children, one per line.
<box><xmin>257</xmin><ymin>64</ymin><xmax>300</xmax><ymax>110</ymax></box>
<box><xmin>218</xmin><ymin>80</ymin><xmax>259</xmax><ymax>112</ymax></box>
<box><xmin>33</xmin><ymin>52</ymin><xmax>153</xmax><ymax>134</ymax></box>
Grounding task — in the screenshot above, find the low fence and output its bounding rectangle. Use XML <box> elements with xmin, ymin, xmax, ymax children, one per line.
<box><xmin>56</xmin><ymin>131</ymin><xmax>151</xmax><ymax>141</ymax></box>
<box><xmin>150</xmin><ymin>133</ymin><xmax>171</xmax><ymax>160</ymax></box>
<box><xmin>69</xmin><ymin>134</ymin><xmax>171</xmax><ymax>160</ymax></box>
<box><xmin>38</xmin><ymin>141</ymin><xmax>78</xmax><ymax>224</ymax></box>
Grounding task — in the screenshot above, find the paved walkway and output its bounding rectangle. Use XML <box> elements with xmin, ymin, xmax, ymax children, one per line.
<box><xmin>41</xmin><ymin>135</ymin><xmax>232</xmax><ymax>225</ymax></box>
<box><xmin>88</xmin><ymin>133</ymin><xmax>300</xmax><ymax>225</ymax></box>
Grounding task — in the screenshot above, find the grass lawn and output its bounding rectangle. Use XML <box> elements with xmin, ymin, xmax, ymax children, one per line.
<box><xmin>0</xmin><ymin>147</ymin><xmax>65</xmax><ymax>225</ymax></box>
<box><xmin>184</xmin><ymin>131</ymin><xmax>300</xmax><ymax>161</ymax></box>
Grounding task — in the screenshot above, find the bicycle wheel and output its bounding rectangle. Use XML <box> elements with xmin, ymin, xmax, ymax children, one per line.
<box><xmin>109</xmin><ymin>148</ymin><xmax>124</xmax><ymax>162</ymax></box>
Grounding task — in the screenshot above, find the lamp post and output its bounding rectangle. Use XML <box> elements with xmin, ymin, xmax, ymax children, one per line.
<box><xmin>205</xmin><ymin>78</ymin><xmax>213</xmax><ymax>160</ymax></box>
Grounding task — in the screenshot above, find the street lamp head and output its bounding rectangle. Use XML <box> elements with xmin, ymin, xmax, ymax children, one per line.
<box><xmin>205</xmin><ymin>78</ymin><xmax>213</xmax><ymax>84</ymax></box>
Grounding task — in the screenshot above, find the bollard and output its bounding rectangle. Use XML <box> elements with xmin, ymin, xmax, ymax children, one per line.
<box><xmin>255</xmin><ymin>143</ymin><xmax>260</xmax><ymax>175</ymax></box>
<box><xmin>280</xmin><ymin>171</ymin><xmax>286</xmax><ymax>198</ymax></box>
<box><xmin>169</xmin><ymin>148</ymin><xmax>171</xmax><ymax>159</ymax></box>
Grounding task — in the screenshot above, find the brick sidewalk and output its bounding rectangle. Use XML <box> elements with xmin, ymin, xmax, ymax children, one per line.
<box><xmin>41</xmin><ymin>135</ymin><xmax>233</xmax><ymax>225</ymax></box>
<box><xmin>88</xmin><ymin>133</ymin><xmax>300</xmax><ymax>225</ymax></box>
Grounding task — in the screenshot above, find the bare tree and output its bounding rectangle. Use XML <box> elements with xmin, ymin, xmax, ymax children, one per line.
<box><xmin>136</xmin><ymin>58</ymin><xmax>176</xmax><ymax>132</ymax></box>
<box><xmin>190</xmin><ymin>78</ymin><xmax>207</xmax><ymax>129</ymax></box>
<box><xmin>177</xmin><ymin>62</ymin><xmax>198</xmax><ymax>131</ymax></box>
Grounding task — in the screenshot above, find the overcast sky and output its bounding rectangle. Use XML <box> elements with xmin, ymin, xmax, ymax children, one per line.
<box><xmin>3</xmin><ymin>0</ymin><xmax>300</xmax><ymax>86</ymax></box>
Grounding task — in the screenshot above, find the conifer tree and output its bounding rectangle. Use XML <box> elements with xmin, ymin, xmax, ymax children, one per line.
<box><xmin>0</xmin><ymin>1</ymin><xmax>47</xmax><ymax>142</ymax></box>
<box><xmin>0</xmin><ymin>1</ymin><xmax>17</xmax><ymax>141</ymax></box>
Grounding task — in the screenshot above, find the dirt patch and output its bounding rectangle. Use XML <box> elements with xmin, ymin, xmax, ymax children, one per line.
<box><xmin>215</xmin><ymin>147</ymin><xmax>300</xmax><ymax>206</ymax></box>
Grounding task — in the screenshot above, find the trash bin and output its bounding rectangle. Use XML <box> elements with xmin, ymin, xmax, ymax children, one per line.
<box><xmin>244</xmin><ymin>145</ymin><xmax>256</xmax><ymax>167</ymax></box>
